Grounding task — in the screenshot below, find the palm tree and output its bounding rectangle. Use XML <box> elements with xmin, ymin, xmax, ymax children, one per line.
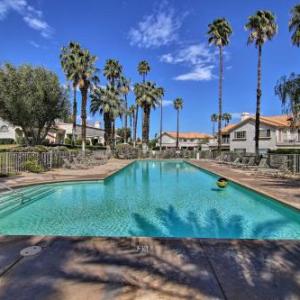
<box><xmin>128</xmin><ymin>105</ymin><xmax>136</xmax><ymax>142</ymax></box>
<box><xmin>103</xmin><ymin>59</ymin><xmax>123</xmax><ymax>87</ymax></box>
<box><xmin>245</xmin><ymin>10</ymin><xmax>277</xmax><ymax>157</ymax></box>
<box><xmin>289</xmin><ymin>4</ymin><xmax>300</xmax><ymax>47</ymax></box>
<box><xmin>208</xmin><ymin>18</ymin><xmax>232</xmax><ymax>152</ymax></box>
<box><xmin>138</xmin><ymin>60</ymin><xmax>150</xmax><ymax>83</ymax></box>
<box><xmin>210</xmin><ymin>113</ymin><xmax>218</xmax><ymax>135</ymax></box>
<box><xmin>63</xmin><ymin>44</ymin><xmax>99</xmax><ymax>153</ymax></box>
<box><xmin>133</xmin><ymin>61</ymin><xmax>151</xmax><ymax>147</ymax></box>
<box><xmin>60</xmin><ymin>42</ymin><xmax>81</xmax><ymax>146</ymax></box>
<box><xmin>103</xmin><ymin>59</ymin><xmax>123</xmax><ymax>146</ymax></box>
<box><xmin>90</xmin><ymin>85</ymin><xmax>122</xmax><ymax>147</ymax></box>
<box><xmin>222</xmin><ymin>112</ymin><xmax>232</xmax><ymax>126</ymax></box>
<box><xmin>173</xmin><ymin>98</ymin><xmax>183</xmax><ymax>150</ymax></box>
<box><xmin>118</xmin><ymin>75</ymin><xmax>130</xmax><ymax>143</ymax></box>
<box><xmin>134</xmin><ymin>82</ymin><xmax>164</xmax><ymax>144</ymax></box>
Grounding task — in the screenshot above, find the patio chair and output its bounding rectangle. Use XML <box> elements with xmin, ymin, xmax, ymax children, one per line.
<box><xmin>231</xmin><ymin>156</ymin><xmax>249</xmax><ymax>168</ymax></box>
<box><xmin>72</xmin><ymin>157</ymin><xmax>90</xmax><ymax>169</ymax></box>
<box><xmin>242</xmin><ymin>157</ymin><xmax>256</xmax><ymax>169</ymax></box>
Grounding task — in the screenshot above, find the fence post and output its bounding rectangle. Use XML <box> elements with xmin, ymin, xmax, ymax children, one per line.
<box><xmin>293</xmin><ymin>154</ymin><xmax>297</xmax><ymax>175</ymax></box>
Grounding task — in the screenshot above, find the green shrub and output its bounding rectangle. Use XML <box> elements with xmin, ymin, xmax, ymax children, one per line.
<box><xmin>0</xmin><ymin>139</ymin><xmax>15</xmax><ymax>145</ymax></box>
<box><xmin>269</xmin><ymin>149</ymin><xmax>300</xmax><ymax>154</ymax></box>
<box><xmin>10</xmin><ymin>145</ymin><xmax>48</xmax><ymax>153</ymax></box>
<box><xmin>64</xmin><ymin>137</ymin><xmax>72</xmax><ymax>145</ymax></box>
<box><xmin>23</xmin><ymin>158</ymin><xmax>44</xmax><ymax>173</ymax></box>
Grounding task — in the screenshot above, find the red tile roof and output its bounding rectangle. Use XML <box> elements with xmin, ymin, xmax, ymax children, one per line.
<box><xmin>164</xmin><ymin>132</ymin><xmax>213</xmax><ymax>139</ymax></box>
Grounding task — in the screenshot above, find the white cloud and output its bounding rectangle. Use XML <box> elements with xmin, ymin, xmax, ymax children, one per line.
<box><xmin>162</xmin><ymin>100</ymin><xmax>173</xmax><ymax>107</ymax></box>
<box><xmin>160</xmin><ymin>43</ymin><xmax>216</xmax><ymax>81</ymax></box>
<box><xmin>128</xmin><ymin>2</ymin><xmax>184</xmax><ymax>48</ymax></box>
<box><xmin>29</xmin><ymin>40</ymin><xmax>40</xmax><ymax>48</ymax></box>
<box><xmin>175</xmin><ymin>65</ymin><xmax>214</xmax><ymax>81</ymax></box>
<box><xmin>0</xmin><ymin>0</ymin><xmax>53</xmax><ymax>38</ymax></box>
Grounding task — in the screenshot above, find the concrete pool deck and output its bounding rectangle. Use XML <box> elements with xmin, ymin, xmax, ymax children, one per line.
<box><xmin>0</xmin><ymin>235</ymin><xmax>300</xmax><ymax>299</ymax></box>
<box><xmin>0</xmin><ymin>159</ymin><xmax>133</xmax><ymax>188</ymax></box>
<box><xmin>1</xmin><ymin>159</ymin><xmax>300</xmax><ymax>299</ymax></box>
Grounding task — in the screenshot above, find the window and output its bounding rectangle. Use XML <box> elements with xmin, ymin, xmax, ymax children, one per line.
<box><xmin>0</xmin><ymin>125</ymin><xmax>8</xmax><ymax>133</ymax></box>
<box><xmin>234</xmin><ymin>131</ymin><xmax>246</xmax><ymax>139</ymax></box>
<box><xmin>259</xmin><ymin>129</ymin><xmax>271</xmax><ymax>138</ymax></box>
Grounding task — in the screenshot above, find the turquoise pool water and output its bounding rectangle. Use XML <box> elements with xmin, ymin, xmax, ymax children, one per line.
<box><xmin>0</xmin><ymin>160</ymin><xmax>300</xmax><ymax>239</ymax></box>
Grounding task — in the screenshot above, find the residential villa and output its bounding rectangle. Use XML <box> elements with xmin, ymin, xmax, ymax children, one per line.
<box><xmin>56</xmin><ymin>121</ymin><xmax>105</xmax><ymax>145</ymax></box>
<box><xmin>157</xmin><ymin>131</ymin><xmax>213</xmax><ymax>150</ymax></box>
<box><xmin>205</xmin><ymin>112</ymin><xmax>300</xmax><ymax>154</ymax></box>
<box><xmin>0</xmin><ymin>117</ymin><xmax>105</xmax><ymax>145</ymax></box>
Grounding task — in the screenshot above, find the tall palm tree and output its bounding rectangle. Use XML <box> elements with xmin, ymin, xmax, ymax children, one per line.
<box><xmin>103</xmin><ymin>59</ymin><xmax>123</xmax><ymax>87</ymax></box>
<box><xmin>90</xmin><ymin>85</ymin><xmax>122</xmax><ymax>147</ymax></box>
<box><xmin>173</xmin><ymin>98</ymin><xmax>183</xmax><ymax>150</ymax></box>
<box><xmin>133</xmin><ymin>61</ymin><xmax>151</xmax><ymax>147</ymax></box>
<box><xmin>245</xmin><ymin>10</ymin><xmax>277</xmax><ymax>157</ymax></box>
<box><xmin>63</xmin><ymin>44</ymin><xmax>99</xmax><ymax>153</ymax></box>
<box><xmin>128</xmin><ymin>105</ymin><xmax>136</xmax><ymax>143</ymax></box>
<box><xmin>118</xmin><ymin>75</ymin><xmax>130</xmax><ymax>143</ymax></box>
<box><xmin>222</xmin><ymin>112</ymin><xmax>232</xmax><ymax>126</ymax></box>
<box><xmin>208</xmin><ymin>18</ymin><xmax>232</xmax><ymax>152</ymax></box>
<box><xmin>60</xmin><ymin>42</ymin><xmax>81</xmax><ymax>146</ymax></box>
<box><xmin>138</xmin><ymin>60</ymin><xmax>150</xmax><ymax>83</ymax></box>
<box><xmin>134</xmin><ymin>82</ymin><xmax>163</xmax><ymax>144</ymax></box>
<box><xmin>289</xmin><ymin>4</ymin><xmax>300</xmax><ymax>47</ymax></box>
<box><xmin>210</xmin><ymin>113</ymin><xmax>218</xmax><ymax>135</ymax></box>
<box><xmin>103</xmin><ymin>59</ymin><xmax>123</xmax><ymax>146</ymax></box>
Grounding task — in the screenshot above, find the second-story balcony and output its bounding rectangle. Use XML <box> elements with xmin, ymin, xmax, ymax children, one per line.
<box><xmin>277</xmin><ymin>138</ymin><xmax>300</xmax><ymax>146</ymax></box>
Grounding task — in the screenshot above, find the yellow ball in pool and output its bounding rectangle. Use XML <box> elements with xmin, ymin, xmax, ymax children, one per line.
<box><xmin>216</xmin><ymin>179</ymin><xmax>228</xmax><ymax>188</ymax></box>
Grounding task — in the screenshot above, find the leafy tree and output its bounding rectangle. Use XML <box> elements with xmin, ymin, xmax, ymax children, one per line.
<box><xmin>289</xmin><ymin>4</ymin><xmax>300</xmax><ymax>47</ymax></box>
<box><xmin>0</xmin><ymin>64</ymin><xmax>70</xmax><ymax>145</ymax></box>
<box><xmin>60</xmin><ymin>41</ymin><xmax>81</xmax><ymax>146</ymax></box>
<box><xmin>208</xmin><ymin>18</ymin><xmax>232</xmax><ymax>152</ymax></box>
<box><xmin>275</xmin><ymin>73</ymin><xmax>300</xmax><ymax>125</ymax></box>
<box><xmin>173</xmin><ymin>98</ymin><xmax>184</xmax><ymax>150</ymax></box>
<box><xmin>222</xmin><ymin>112</ymin><xmax>232</xmax><ymax>126</ymax></box>
<box><xmin>134</xmin><ymin>82</ymin><xmax>164</xmax><ymax>144</ymax></box>
<box><xmin>210</xmin><ymin>113</ymin><xmax>218</xmax><ymax>135</ymax></box>
<box><xmin>90</xmin><ymin>85</ymin><xmax>123</xmax><ymax>147</ymax></box>
<box><xmin>245</xmin><ymin>10</ymin><xmax>277</xmax><ymax>156</ymax></box>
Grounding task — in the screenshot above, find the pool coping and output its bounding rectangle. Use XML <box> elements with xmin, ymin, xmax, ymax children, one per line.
<box><xmin>0</xmin><ymin>160</ymin><xmax>136</xmax><ymax>191</ymax></box>
<box><xmin>185</xmin><ymin>159</ymin><xmax>300</xmax><ymax>213</ymax></box>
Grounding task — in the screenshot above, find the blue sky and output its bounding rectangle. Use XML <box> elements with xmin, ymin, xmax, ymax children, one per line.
<box><xmin>1</xmin><ymin>0</ymin><xmax>300</xmax><ymax>138</ymax></box>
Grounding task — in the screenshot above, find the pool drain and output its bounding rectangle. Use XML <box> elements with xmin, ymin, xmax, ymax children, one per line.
<box><xmin>20</xmin><ymin>246</ymin><xmax>42</xmax><ymax>257</ymax></box>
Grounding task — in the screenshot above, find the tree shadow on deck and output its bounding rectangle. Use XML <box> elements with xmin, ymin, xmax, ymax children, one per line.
<box><xmin>0</xmin><ymin>207</ymin><xmax>300</xmax><ymax>299</ymax></box>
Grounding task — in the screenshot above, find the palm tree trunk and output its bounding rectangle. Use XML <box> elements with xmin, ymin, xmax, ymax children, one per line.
<box><xmin>255</xmin><ymin>45</ymin><xmax>262</xmax><ymax>158</ymax></box>
<box><xmin>160</xmin><ymin>100</ymin><xmax>163</xmax><ymax>151</ymax></box>
<box><xmin>176</xmin><ymin>109</ymin><xmax>179</xmax><ymax>149</ymax></box>
<box><xmin>212</xmin><ymin>121</ymin><xmax>215</xmax><ymax>136</ymax></box>
<box><xmin>124</xmin><ymin>94</ymin><xmax>128</xmax><ymax>143</ymax></box>
<box><xmin>72</xmin><ymin>85</ymin><xmax>77</xmax><ymax>146</ymax></box>
<box><xmin>217</xmin><ymin>46</ymin><xmax>223</xmax><ymax>153</ymax></box>
<box><xmin>104</xmin><ymin>112</ymin><xmax>111</xmax><ymax>146</ymax></box>
<box><xmin>133</xmin><ymin>105</ymin><xmax>138</xmax><ymax>147</ymax></box>
<box><xmin>112</xmin><ymin>119</ymin><xmax>115</xmax><ymax>148</ymax></box>
<box><xmin>80</xmin><ymin>87</ymin><xmax>87</xmax><ymax>154</ymax></box>
<box><xmin>142</xmin><ymin>106</ymin><xmax>148</xmax><ymax>144</ymax></box>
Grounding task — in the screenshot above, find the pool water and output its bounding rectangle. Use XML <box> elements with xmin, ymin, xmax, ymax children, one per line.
<box><xmin>0</xmin><ymin>160</ymin><xmax>300</xmax><ymax>239</ymax></box>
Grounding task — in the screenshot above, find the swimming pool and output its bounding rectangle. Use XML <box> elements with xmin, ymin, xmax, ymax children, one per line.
<box><xmin>0</xmin><ymin>160</ymin><xmax>300</xmax><ymax>239</ymax></box>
